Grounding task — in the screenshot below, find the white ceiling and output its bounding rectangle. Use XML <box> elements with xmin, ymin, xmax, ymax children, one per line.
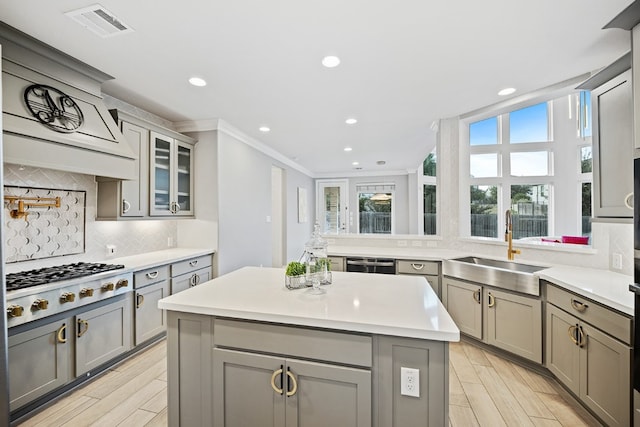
<box><xmin>0</xmin><ymin>0</ymin><xmax>633</xmax><ymax>176</ymax></box>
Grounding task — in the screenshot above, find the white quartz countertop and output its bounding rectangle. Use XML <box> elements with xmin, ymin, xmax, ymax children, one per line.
<box><xmin>158</xmin><ymin>266</ymin><xmax>460</xmax><ymax>342</ymax></box>
<box><xmin>328</xmin><ymin>245</ymin><xmax>634</xmax><ymax>316</ymax></box>
<box><xmin>538</xmin><ymin>267</ymin><xmax>634</xmax><ymax>316</ymax></box>
<box><xmin>107</xmin><ymin>248</ymin><xmax>215</xmax><ymax>271</ymax></box>
<box><xmin>328</xmin><ymin>245</ymin><xmax>466</xmax><ymax>260</ymax></box>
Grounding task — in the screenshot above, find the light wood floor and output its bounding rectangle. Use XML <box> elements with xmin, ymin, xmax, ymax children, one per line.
<box><xmin>16</xmin><ymin>339</ymin><xmax>602</xmax><ymax>427</ymax></box>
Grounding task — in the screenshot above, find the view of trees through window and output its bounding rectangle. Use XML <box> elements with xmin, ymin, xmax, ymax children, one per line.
<box><xmin>423</xmin><ymin>152</ymin><xmax>437</xmax><ymax>235</ymax></box>
<box><xmin>359</xmin><ymin>192</ymin><xmax>392</xmax><ymax>234</ymax></box>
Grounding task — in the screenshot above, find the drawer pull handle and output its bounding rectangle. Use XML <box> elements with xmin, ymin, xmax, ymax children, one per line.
<box><xmin>146</xmin><ymin>271</ymin><xmax>159</xmax><ymax>279</ymax></box>
<box><xmin>136</xmin><ymin>294</ymin><xmax>145</xmax><ymax>308</ymax></box>
<box><xmin>57</xmin><ymin>323</ymin><xmax>67</xmax><ymax>343</ymax></box>
<box><xmin>77</xmin><ymin>319</ymin><xmax>89</xmax><ymax>338</ymax></box>
<box><xmin>570</xmin><ymin>299</ymin><xmax>588</xmax><ymax>312</ymax></box>
<box><xmin>286</xmin><ymin>368</ymin><xmax>298</xmax><ymax>397</ymax></box>
<box><xmin>122</xmin><ymin>200</ymin><xmax>131</xmax><ymax>213</ymax></box>
<box><xmin>411</xmin><ymin>263</ymin><xmax>424</xmax><ymax>270</ymax></box>
<box><xmin>270</xmin><ymin>367</ymin><xmax>283</xmax><ymax>395</ymax></box>
<box><xmin>189</xmin><ymin>260</ymin><xmax>198</xmax><ymax>267</ymax></box>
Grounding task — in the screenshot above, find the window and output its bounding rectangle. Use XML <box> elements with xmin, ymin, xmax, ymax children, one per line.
<box><xmin>357</xmin><ymin>183</ymin><xmax>395</xmax><ymax>234</ymax></box>
<box><xmin>465</xmin><ymin>93</ymin><xmax>591</xmax><ymax>241</ymax></box>
<box><xmin>422</xmin><ymin>150</ymin><xmax>437</xmax><ymax>235</ymax></box>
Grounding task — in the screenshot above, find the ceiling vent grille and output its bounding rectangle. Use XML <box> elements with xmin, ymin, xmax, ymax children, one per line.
<box><xmin>65</xmin><ymin>4</ymin><xmax>133</xmax><ymax>38</ymax></box>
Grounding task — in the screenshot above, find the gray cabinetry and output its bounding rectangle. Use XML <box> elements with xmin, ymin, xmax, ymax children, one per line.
<box><xmin>8</xmin><ymin>318</ymin><xmax>71</xmax><ymax>411</ymax></box>
<box><xmin>171</xmin><ymin>255</ymin><xmax>213</xmax><ymax>294</ymax></box>
<box><xmin>545</xmin><ymin>284</ymin><xmax>631</xmax><ymax>427</ymax></box>
<box><xmin>96</xmin><ymin>118</ymin><xmax>149</xmax><ymax>219</ymax></box>
<box><xmin>328</xmin><ymin>256</ymin><xmax>345</xmax><ymax>272</ymax></box>
<box><xmin>75</xmin><ymin>295</ymin><xmax>133</xmax><ymax>376</ymax></box>
<box><xmin>592</xmin><ymin>68</ymin><xmax>634</xmax><ymax>218</ymax></box>
<box><xmin>150</xmin><ymin>132</ymin><xmax>195</xmax><ymax>216</ymax></box>
<box><xmin>397</xmin><ymin>260</ymin><xmax>441</xmax><ymax>299</ymax></box>
<box><xmin>133</xmin><ymin>266</ymin><xmax>170</xmax><ymax>345</ymax></box>
<box><xmin>443</xmin><ymin>277</ymin><xmax>542</xmax><ymax>363</ymax></box>
<box><xmin>212</xmin><ymin>348</ymin><xmax>371</xmax><ymax>427</ymax></box>
<box><xmin>442</xmin><ymin>277</ymin><xmax>482</xmax><ymax>340</ymax></box>
<box><xmin>485</xmin><ymin>288</ymin><xmax>542</xmax><ymax>363</ymax></box>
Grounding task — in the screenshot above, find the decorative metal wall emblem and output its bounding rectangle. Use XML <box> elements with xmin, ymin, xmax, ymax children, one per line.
<box><xmin>23</xmin><ymin>84</ymin><xmax>84</xmax><ymax>133</ymax></box>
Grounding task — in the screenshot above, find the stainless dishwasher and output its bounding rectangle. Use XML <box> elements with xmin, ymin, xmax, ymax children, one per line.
<box><xmin>345</xmin><ymin>257</ymin><xmax>396</xmax><ymax>274</ymax></box>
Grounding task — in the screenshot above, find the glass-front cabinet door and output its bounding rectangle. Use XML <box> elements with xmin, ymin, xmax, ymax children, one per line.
<box><xmin>150</xmin><ymin>132</ymin><xmax>194</xmax><ymax>216</ymax></box>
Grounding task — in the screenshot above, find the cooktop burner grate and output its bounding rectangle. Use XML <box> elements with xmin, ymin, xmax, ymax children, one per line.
<box><xmin>6</xmin><ymin>262</ymin><xmax>125</xmax><ymax>291</ymax></box>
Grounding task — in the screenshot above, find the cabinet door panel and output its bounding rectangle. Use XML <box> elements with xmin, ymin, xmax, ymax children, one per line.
<box><xmin>545</xmin><ymin>304</ymin><xmax>580</xmax><ymax>394</ymax></box>
<box><xmin>171</xmin><ymin>267</ymin><xmax>211</xmax><ymax>294</ymax></box>
<box><xmin>75</xmin><ymin>296</ymin><xmax>132</xmax><ymax>375</ymax></box>
<box><xmin>486</xmin><ymin>289</ymin><xmax>542</xmax><ymax>363</ymax></box>
<box><xmin>580</xmin><ymin>324</ymin><xmax>631</xmax><ymax>427</ymax></box>
<box><xmin>135</xmin><ymin>280</ymin><xmax>169</xmax><ymax>345</ymax></box>
<box><xmin>443</xmin><ymin>278</ymin><xmax>482</xmax><ymax>339</ymax></box>
<box><xmin>8</xmin><ymin>319</ymin><xmax>70</xmax><ymax>411</ymax></box>
<box><xmin>285</xmin><ymin>359</ymin><xmax>371</xmax><ymax>427</ymax></box>
<box><xmin>120</xmin><ymin>121</ymin><xmax>149</xmax><ymax>217</ymax></box>
<box><xmin>150</xmin><ymin>132</ymin><xmax>173</xmax><ymax>216</ymax></box>
<box><xmin>212</xmin><ymin>348</ymin><xmax>285</xmax><ymax>427</ymax></box>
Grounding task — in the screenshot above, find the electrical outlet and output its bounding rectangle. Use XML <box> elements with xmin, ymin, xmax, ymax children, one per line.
<box><xmin>167</xmin><ymin>237</ymin><xmax>174</xmax><ymax>247</ymax></box>
<box><xmin>400</xmin><ymin>367</ymin><xmax>420</xmax><ymax>397</ymax></box>
<box><xmin>426</xmin><ymin>241</ymin><xmax>437</xmax><ymax>248</ymax></box>
<box><xmin>612</xmin><ymin>253</ymin><xmax>623</xmax><ymax>270</ymax></box>
<box><xmin>106</xmin><ymin>245</ymin><xmax>117</xmax><ymax>257</ymax></box>
<box><xmin>397</xmin><ymin>240</ymin><xmax>408</xmax><ymax>247</ymax></box>
<box><xmin>411</xmin><ymin>240</ymin><xmax>422</xmax><ymax>247</ymax></box>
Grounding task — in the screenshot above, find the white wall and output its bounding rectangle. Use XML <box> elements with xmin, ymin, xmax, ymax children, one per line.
<box><xmin>179</xmin><ymin>129</ymin><xmax>314</xmax><ymax>276</ymax></box>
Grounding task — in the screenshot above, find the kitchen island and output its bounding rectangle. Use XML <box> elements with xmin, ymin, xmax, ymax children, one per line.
<box><xmin>158</xmin><ymin>266</ymin><xmax>459</xmax><ymax>427</ymax></box>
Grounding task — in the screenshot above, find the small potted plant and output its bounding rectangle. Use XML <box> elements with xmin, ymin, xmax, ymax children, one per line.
<box><xmin>285</xmin><ymin>261</ymin><xmax>307</xmax><ymax>289</ymax></box>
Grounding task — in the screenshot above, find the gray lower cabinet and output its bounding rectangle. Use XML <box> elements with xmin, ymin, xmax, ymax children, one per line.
<box><xmin>167</xmin><ymin>312</ymin><xmax>449</xmax><ymax>427</ymax></box>
<box><xmin>212</xmin><ymin>348</ymin><xmax>371</xmax><ymax>427</ymax></box>
<box><xmin>442</xmin><ymin>278</ymin><xmax>482</xmax><ymax>340</ymax></box>
<box><xmin>397</xmin><ymin>260</ymin><xmax>441</xmax><ymax>299</ymax></box>
<box><xmin>546</xmin><ymin>303</ymin><xmax>631</xmax><ymax>426</ymax></box>
<box><xmin>134</xmin><ymin>280</ymin><xmax>170</xmax><ymax>345</ymax></box>
<box><xmin>485</xmin><ymin>288</ymin><xmax>542</xmax><ymax>363</ymax></box>
<box><xmin>8</xmin><ymin>318</ymin><xmax>71</xmax><ymax>411</ymax></box>
<box><xmin>75</xmin><ymin>295</ymin><xmax>133</xmax><ymax>376</ymax></box>
<box><xmin>443</xmin><ymin>277</ymin><xmax>542</xmax><ymax>363</ymax></box>
<box><xmin>171</xmin><ymin>267</ymin><xmax>211</xmax><ymax>294</ymax></box>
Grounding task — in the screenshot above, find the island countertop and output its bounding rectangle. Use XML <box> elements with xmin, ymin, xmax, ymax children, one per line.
<box><xmin>158</xmin><ymin>266</ymin><xmax>460</xmax><ymax>342</ymax></box>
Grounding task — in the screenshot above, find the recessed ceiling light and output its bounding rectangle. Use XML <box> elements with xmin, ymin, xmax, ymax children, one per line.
<box><xmin>189</xmin><ymin>77</ymin><xmax>207</xmax><ymax>87</ymax></box>
<box><xmin>322</xmin><ymin>56</ymin><xmax>340</xmax><ymax>68</ymax></box>
<box><xmin>376</xmin><ymin>160</ymin><xmax>386</xmax><ymax>166</ymax></box>
<box><xmin>352</xmin><ymin>161</ymin><xmax>359</xmax><ymax>166</ymax></box>
<box><xmin>498</xmin><ymin>87</ymin><xmax>516</xmax><ymax>96</ymax></box>
<box><xmin>345</xmin><ymin>118</ymin><xmax>357</xmax><ymax>125</ymax></box>
<box><xmin>259</xmin><ymin>126</ymin><xmax>270</xmax><ymax>132</ymax></box>
<box><xmin>344</xmin><ymin>147</ymin><xmax>352</xmax><ymax>152</ymax></box>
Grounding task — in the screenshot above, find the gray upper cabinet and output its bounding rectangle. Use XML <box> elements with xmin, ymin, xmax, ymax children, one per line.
<box><xmin>150</xmin><ymin>132</ymin><xmax>195</xmax><ymax>217</ymax></box>
<box><xmin>592</xmin><ymin>68</ymin><xmax>634</xmax><ymax>218</ymax></box>
<box><xmin>97</xmin><ymin>110</ymin><xmax>196</xmax><ymax>219</ymax></box>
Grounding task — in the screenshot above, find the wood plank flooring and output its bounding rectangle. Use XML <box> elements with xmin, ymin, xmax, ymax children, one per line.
<box><xmin>15</xmin><ymin>339</ymin><xmax>602</xmax><ymax>426</ymax></box>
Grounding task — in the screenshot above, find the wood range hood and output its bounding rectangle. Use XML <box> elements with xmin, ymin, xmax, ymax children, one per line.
<box><xmin>0</xmin><ymin>21</ymin><xmax>136</xmax><ymax>180</ymax></box>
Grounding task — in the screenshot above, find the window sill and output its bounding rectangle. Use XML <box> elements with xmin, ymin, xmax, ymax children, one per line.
<box><xmin>458</xmin><ymin>237</ymin><xmax>598</xmax><ymax>255</ymax></box>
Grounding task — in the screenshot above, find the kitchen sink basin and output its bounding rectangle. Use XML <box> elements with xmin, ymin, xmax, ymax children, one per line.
<box><xmin>443</xmin><ymin>256</ymin><xmax>547</xmax><ymax>296</ymax></box>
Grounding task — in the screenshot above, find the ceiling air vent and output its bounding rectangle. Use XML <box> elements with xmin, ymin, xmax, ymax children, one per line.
<box><xmin>65</xmin><ymin>4</ymin><xmax>133</xmax><ymax>38</ymax></box>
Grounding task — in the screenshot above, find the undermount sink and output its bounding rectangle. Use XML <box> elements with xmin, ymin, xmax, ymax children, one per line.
<box><xmin>443</xmin><ymin>256</ymin><xmax>546</xmax><ymax>296</ymax></box>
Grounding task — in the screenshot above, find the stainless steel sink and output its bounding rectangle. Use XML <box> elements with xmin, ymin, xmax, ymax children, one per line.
<box><xmin>443</xmin><ymin>256</ymin><xmax>546</xmax><ymax>296</ymax></box>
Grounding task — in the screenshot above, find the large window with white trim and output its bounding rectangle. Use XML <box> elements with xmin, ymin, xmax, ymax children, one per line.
<box><xmin>464</xmin><ymin>92</ymin><xmax>591</xmax><ymax>242</ymax></box>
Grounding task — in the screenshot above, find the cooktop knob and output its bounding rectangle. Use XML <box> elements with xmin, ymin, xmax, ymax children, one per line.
<box><xmin>7</xmin><ymin>305</ymin><xmax>24</xmax><ymax>318</ymax></box>
<box><xmin>116</xmin><ymin>279</ymin><xmax>129</xmax><ymax>289</ymax></box>
<box><xmin>101</xmin><ymin>282</ymin><xmax>115</xmax><ymax>292</ymax></box>
<box><xmin>60</xmin><ymin>292</ymin><xmax>76</xmax><ymax>303</ymax></box>
<box><xmin>31</xmin><ymin>299</ymin><xmax>49</xmax><ymax>311</ymax></box>
<box><xmin>79</xmin><ymin>288</ymin><xmax>94</xmax><ymax>298</ymax></box>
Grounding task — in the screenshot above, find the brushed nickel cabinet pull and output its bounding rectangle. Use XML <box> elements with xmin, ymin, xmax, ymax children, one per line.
<box><xmin>189</xmin><ymin>260</ymin><xmax>198</xmax><ymax>267</ymax></box>
<box><xmin>473</xmin><ymin>290</ymin><xmax>481</xmax><ymax>304</ymax></box>
<box><xmin>146</xmin><ymin>271</ymin><xmax>159</xmax><ymax>279</ymax></box>
<box><xmin>411</xmin><ymin>263</ymin><xmax>424</xmax><ymax>270</ymax></box>
<box><xmin>136</xmin><ymin>294</ymin><xmax>145</xmax><ymax>308</ymax></box>
<box><xmin>122</xmin><ymin>200</ymin><xmax>131</xmax><ymax>213</ymax></box>
<box><xmin>577</xmin><ymin>325</ymin><xmax>585</xmax><ymax>348</ymax></box>
<box><xmin>487</xmin><ymin>292</ymin><xmax>495</xmax><ymax>308</ymax></box>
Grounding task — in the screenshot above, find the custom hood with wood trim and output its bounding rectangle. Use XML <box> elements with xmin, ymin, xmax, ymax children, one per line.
<box><xmin>0</xmin><ymin>21</ymin><xmax>136</xmax><ymax>180</ymax></box>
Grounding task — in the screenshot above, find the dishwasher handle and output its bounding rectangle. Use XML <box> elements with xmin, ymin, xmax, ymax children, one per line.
<box><xmin>346</xmin><ymin>259</ymin><xmax>395</xmax><ymax>267</ymax></box>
